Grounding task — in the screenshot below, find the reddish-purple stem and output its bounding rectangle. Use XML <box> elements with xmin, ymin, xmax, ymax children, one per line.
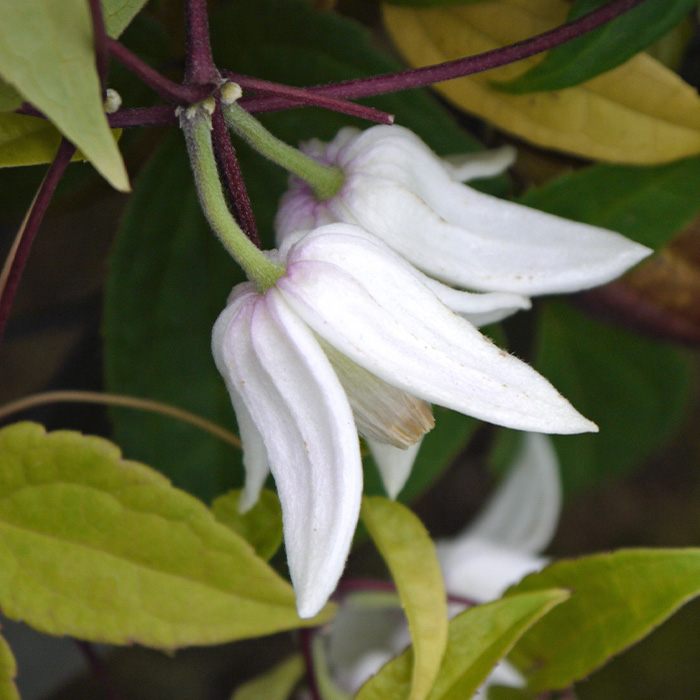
<box><xmin>109</xmin><ymin>105</ymin><xmax>179</xmax><ymax>127</ymax></box>
<box><xmin>183</xmin><ymin>0</ymin><xmax>218</xmax><ymax>85</ymax></box>
<box><xmin>76</xmin><ymin>641</ymin><xmax>123</xmax><ymax>700</ymax></box>
<box><xmin>211</xmin><ymin>105</ymin><xmax>261</xmax><ymax>247</ymax></box>
<box><xmin>223</xmin><ymin>72</ymin><xmax>394</xmax><ymax>125</ymax></box>
<box><xmin>106</xmin><ymin>37</ymin><xmax>209</xmax><ymax>103</ymax></box>
<box><xmin>0</xmin><ymin>140</ymin><xmax>76</xmax><ymax>346</ymax></box>
<box><xmin>299</xmin><ymin>628</ymin><xmax>323</xmax><ymax>700</ymax></box>
<box><xmin>242</xmin><ymin>0</ymin><xmax>649</xmax><ymax>113</ymax></box>
<box><xmin>87</xmin><ymin>0</ymin><xmax>110</xmax><ymax>89</ymax></box>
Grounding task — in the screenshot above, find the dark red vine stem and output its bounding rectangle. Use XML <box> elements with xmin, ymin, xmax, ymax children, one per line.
<box><xmin>183</xmin><ymin>0</ymin><xmax>218</xmax><ymax>85</ymax></box>
<box><xmin>106</xmin><ymin>37</ymin><xmax>209</xmax><ymax>104</ymax></box>
<box><xmin>76</xmin><ymin>641</ymin><xmax>124</xmax><ymax>700</ymax></box>
<box><xmin>211</xmin><ymin>105</ymin><xmax>261</xmax><ymax>247</ymax></box>
<box><xmin>0</xmin><ymin>140</ymin><xmax>76</xmax><ymax>347</ymax></box>
<box><xmin>223</xmin><ymin>72</ymin><xmax>394</xmax><ymax>125</ymax></box>
<box><xmin>87</xmin><ymin>0</ymin><xmax>110</xmax><ymax>89</ymax></box>
<box><xmin>242</xmin><ymin>0</ymin><xmax>649</xmax><ymax>112</ymax></box>
<box><xmin>299</xmin><ymin>627</ymin><xmax>323</xmax><ymax>700</ymax></box>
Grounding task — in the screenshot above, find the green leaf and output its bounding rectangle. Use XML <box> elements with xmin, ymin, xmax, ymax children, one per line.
<box><xmin>506</xmin><ymin>549</ymin><xmax>700</xmax><ymax>692</ymax></box>
<box><xmin>0</xmin><ymin>0</ymin><xmax>128</xmax><ymax>189</ymax></box>
<box><xmin>533</xmin><ymin>301</ymin><xmax>692</xmax><ymax>493</ymax></box>
<box><xmin>495</xmin><ymin>0</ymin><xmax>698</xmax><ymax>94</ymax></box>
<box><xmin>356</xmin><ymin>591</ymin><xmax>568</xmax><ymax>700</ymax></box>
<box><xmin>212</xmin><ymin>489</ymin><xmax>283</xmax><ymax>561</ymax></box>
<box><xmin>0</xmin><ymin>422</ymin><xmax>330</xmax><ymax>648</ymax></box>
<box><xmin>0</xmin><ymin>77</ymin><xmax>21</xmax><ymax>113</ymax></box>
<box><xmin>105</xmin><ymin>0</ymin><xmax>502</xmax><ymax>503</ymax></box>
<box><xmin>102</xmin><ymin>0</ymin><xmax>151</xmax><ymax>37</ymax></box>
<box><xmin>0</xmin><ymin>633</ymin><xmax>19</xmax><ymax>700</ymax></box>
<box><xmin>518</xmin><ymin>155</ymin><xmax>700</xmax><ymax>251</ymax></box>
<box><xmin>360</xmin><ymin>497</ymin><xmax>447</xmax><ymax>700</ymax></box>
<box><xmin>231</xmin><ymin>655</ymin><xmax>305</xmax><ymax>700</ymax></box>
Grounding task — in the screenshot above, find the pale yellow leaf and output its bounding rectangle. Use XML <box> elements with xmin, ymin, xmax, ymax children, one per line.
<box><xmin>383</xmin><ymin>0</ymin><xmax>700</xmax><ymax>164</ymax></box>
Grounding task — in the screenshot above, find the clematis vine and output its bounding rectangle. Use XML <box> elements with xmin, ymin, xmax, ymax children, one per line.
<box><xmin>275</xmin><ymin>124</ymin><xmax>652</xmax><ymax>302</ymax></box>
<box><xmin>314</xmin><ymin>433</ymin><xmax>561</xmax><ymax>698</ymax></box>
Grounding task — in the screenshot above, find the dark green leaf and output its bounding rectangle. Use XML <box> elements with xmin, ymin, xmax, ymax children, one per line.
<box><xmin>534</xmin><ymin>300</ymin><xmax>692</xmax><ymax>492</ymax></box>
<box><xmin>507</xmin><ymin>549</ymin><xmax>700</xmax><ymax>692</ymax></box>
<box><xmin>495</xmin><ymin>0</ymin><xmax>698</xmax><ymax>94</ymax></box>
<box><xmin>105</xmin><ymin>0</ymin><xmax>500</xmax><ymax>503</ymax></box>
<box><xmin>518</xmin><ymin>155</ymin><xmax>700</xmax><ymax>251</ymax></box>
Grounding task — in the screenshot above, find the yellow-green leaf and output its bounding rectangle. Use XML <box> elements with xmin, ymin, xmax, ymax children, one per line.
<box><xmin>0</xmin><ymin>78</ymin><xmax>21</xmax><ymax>113</ymax></box>
<box><xmin>356</xmin><ymin>590</ymin><xmax>568</xmax><ymax>700</ymax></box>
<box><xmin>383</xmin><ymin>0</ymin><xmax>700</xmax><ymax>164</ymax></box>
<box><xmin>0</xmin><ymin>633</ymin><xmax>19</xmax><ymax>700</ymax></box>
<box><xmin>506</xmin><ymin>549</ymin><xmax>700</xmax><ymax>691</ymax></box>
<box><xmin>212</xmin><ymin>489</ymin><xmax>283</xmax><ymax>561</ymax></box>
<box><xmin>359</xmin><ymin>497</ymin><xmax>447</xmax><ymax>700</ymax></box>
<box><xmin>0</xmin><ymin>112</ymin><xmax>122</xmax><ymax>168</ymax></box>
<box><xmin>0</xmin><ymin>422</ymin><xmax>331</xmax><ymax>649</ymax></box>
<box><xmin>102</xmin><ymin>0</ymin><xmax>151</xmax><ymax>38</ymax></box>
<box><xmin>231</xmin><ymin>655</ymin><xmax>305</xmax><ymax>700</ymax></box>
<box><xmin>0</xmin><ymin>0</ymin><xmax>129</xmax><ymax>189</ymax></box>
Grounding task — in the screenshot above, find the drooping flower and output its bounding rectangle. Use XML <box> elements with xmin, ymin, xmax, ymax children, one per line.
<box><xmin>315</xmin><ymin>433</ymin><xmax>561</xmax><ymax>697</ymax></box>
<box><xmin>275</xmin><ymin>125</ymin><xmax>652</xmax><ymax>299</ymax></box>
<box><xmin>212</xmin><ymin>223</ymin><xmax>594</xmax><ymax>617</ymax></box>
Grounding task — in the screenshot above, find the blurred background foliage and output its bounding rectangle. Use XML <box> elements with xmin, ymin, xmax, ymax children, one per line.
<box><xmin>1</xmin><ymin>0</ymin><xmax>700</xmax><ymax>698</ymax></box>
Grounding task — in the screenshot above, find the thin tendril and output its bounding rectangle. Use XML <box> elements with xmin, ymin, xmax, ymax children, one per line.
<box><xmin>183</xmin><ymin>0</ymin><xmax>219</xmax><ymax>85</ymax></box>
<box><xmin>0</xmin><ymin>390</ymin><xmax>241</xmax><ymax>449</ymax></box>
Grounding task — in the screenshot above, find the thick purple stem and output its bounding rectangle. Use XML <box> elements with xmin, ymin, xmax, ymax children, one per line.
<box><xmin>211</xmin><ymin>105</ymin><xmax>261</xmax><ymax>247</ymax></box>
<box><xmin>183</xmin><ymin>0</ymin><xmax>218</xmax><ymax>85</ymax></box>
<box><xmin>107</xmin><ymin>37</ymin><xmax>208</xmax><ymax>103</ymax></box>
<box><xmin>242</xmin><ymin>0</ymin><xmax>649</xmax><ymax>113</ymax></box>
<box><xmin>87</xmin><ymin>0</ymin><xmax>109</xmax><ymax>88</ymax></box>
<box><xmin>0</xmin><ymin>140</ymin><xmax>76</xmax><ymax>346</ymax></box>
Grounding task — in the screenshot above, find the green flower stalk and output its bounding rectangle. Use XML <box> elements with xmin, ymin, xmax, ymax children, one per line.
<box><xmin>180</xmin><ymin>99</ymin><xmax>284</xmax><ymax>292</ymax></box>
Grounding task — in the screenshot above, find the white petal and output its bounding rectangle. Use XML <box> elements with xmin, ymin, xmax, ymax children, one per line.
<box><xmin>340</xmin><ymin>172</ymin><xmax>651</xmax><ymax>296</ymax></box>
<box><xmin>325</xmin><ymin>125</ymin><xmax>651</xmax><ymax>295</ymax></box>
<box><xmin>424</xmin><ymin>277</ymin><xmax>531</xmax><ymax>326</ymax></box>
<box><xmin>213</xmin><ymin>284</ymin><xmax>271</xmax><ymax>512</ymax></box>
<box><xmin>279</xmin><ymin>225</ymin><xmax>597</xmax><ymax>435</ymax></box>
<box><xmin>366</xmin><ymin>438</ymin><xmax>423</xmax><ymax>499</ymax></box>
<box><xmin>212</xmin><ymin>284</ymin><xmax>362</xmax><ymax>618</ymax></box>
<box><xmin>466</xmin><ymin>433</ymin><xmax>562</xmax><ymax>554</ymax></box>
<box><xmin>437</xmin><ymin>537</ymin><xmax>547</xmax><ymax>602</ymax></box>
<box><xmin>441</xmin><ymin>145</ymin><xmax>517</xmax><ymax>183</ymax></box>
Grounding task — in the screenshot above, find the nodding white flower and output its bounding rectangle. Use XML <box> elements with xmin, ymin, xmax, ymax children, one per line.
<box><xmin>317</xmin><ymin>433</ymin><xmax>561</xmax><ymax>697</ymax></box>
<box><xmin>275</xmin><ymin>124</ymin><xmax>652</xmax><ymax>301</ymax></box>
<box><xmin>212</xmin><ymin>224</ymin><xmax>594</xmax><ymax>618</ymax></box>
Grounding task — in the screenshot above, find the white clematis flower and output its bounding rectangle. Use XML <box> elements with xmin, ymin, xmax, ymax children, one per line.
<box><xmin>213</xmin><ymin>223</ymin><xmax>593</xmax><ymax>618</ymax></box>
<box><xmin>317</xmin><ymin>433</ymin><xmax>561</xmax><ymax>697</ymax></box>
<box><xmin>275</xmin><ymin>124</ymin><xmax>652</xmax><ymax>298</ymax></box>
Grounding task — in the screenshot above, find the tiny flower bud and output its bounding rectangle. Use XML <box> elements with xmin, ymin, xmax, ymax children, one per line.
<box><xmin>202</xmin><ymin>97</ymin><xmax>216</xmax><ymax>115</ymax></box>
<box><xmin>221</xmin><ymin>82</ymin><xmax>243</xmax><ymax>105</ymax></box>
<box><xmin>104</xmin><ymin>88</ymin><xmax>122</xmax><ymax>114</ymax></box>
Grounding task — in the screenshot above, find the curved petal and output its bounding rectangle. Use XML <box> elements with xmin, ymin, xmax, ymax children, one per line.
<box><xmin>424</xmin><ymin>277</ymin><xmax>531</xmax><ymax>326</ymax></box>
<box><xmin>441</xmin><ymin>145</ymin><xmax>517</xmax><ymax>183</ymax></box>
<box><xmin>213</xmin><ymin>284</ymin><xmax>271</xmax><ymax>513</ymax></box>
<box><xmin>466</xmin><ymin>433</ymin><xmax>562</xmax><ymax>554</ymax></box>
<box><xmin>339</xmin><ymin>171</ymin><xmax>651</xmax><ymax>295</ymax></box>
<box><xmin>437</xmin><ymin>537</ymin><xmax>547</xmax><ymax>602</ymax></box>
<box><xmin>213</xmin><ymin>285</ymin><xmax>362</xmax><ymax>618</ymax></box>
<box><xmin>366</xmin><ymin>437</ymin><xmax>424</xmax><ymax>499</ymax></box>
<box><xmin>286</xmin><ymin>124</ymin><xmax>651</xmax><ymax>295</ymax></box>
<box><xmin>279</xmin><ymin>225</ymin><xmax>597</xmax><ymax>435</ymax></box>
